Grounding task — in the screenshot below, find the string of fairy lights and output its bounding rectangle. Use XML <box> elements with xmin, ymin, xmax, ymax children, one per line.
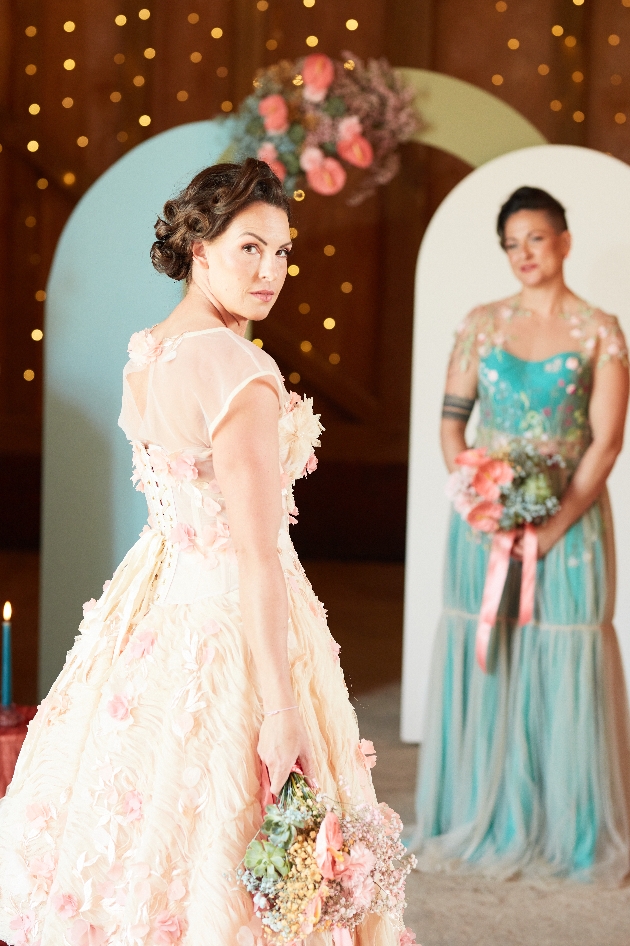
<box><xmin>3</xmin><ymin>0</ymin><xmax>360</xmax><ymax>388</ymax></box>
<box><xmin>490</xmin><ymin>0</ymin><xmax>630</xmax><ymax>127</ymax></box>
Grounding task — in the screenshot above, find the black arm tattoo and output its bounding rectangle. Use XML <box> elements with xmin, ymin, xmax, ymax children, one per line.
<box><xmin>442</xmin><ymin>393</ymin><xmax>476</xmax><ymax>422</ymax></box>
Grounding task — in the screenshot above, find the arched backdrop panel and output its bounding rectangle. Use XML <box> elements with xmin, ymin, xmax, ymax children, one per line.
<box><xmin>40</xmin><ymin>118</ymin><xmax>234</xmax><ymax>696</ymax></box>
<box><xmin>402</xmin><ymin>144</ymin><xmax>630</xmax><ymax>743</ymax></box>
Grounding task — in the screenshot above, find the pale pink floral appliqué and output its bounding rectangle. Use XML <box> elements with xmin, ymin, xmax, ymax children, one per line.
<box><xmin>82</xmin><ymin>599</ymin><xmax>96</xmax><ymax>617</ymax></box>
<box><xmin>154</xmin><ymin>911</ymin><xmax>183</xmax><ymax>945</ymax></box>
<box><xmin>127</xmin><ymin>629</ymin><xmax>156</xmax><ymax>660</ymax></box>
<box><xmin>400</xmin><ymin>928</ymin><xmax>421</xmax><ymax>946</ymax></box>
<box><xmin>169</xmin><ymin>453</ymin><xmax>198</xmax><ymax>483</ymax></box>
<box><xmin>69</xmin><ymin>919</ymin><xmax>108</xmax><ymax>946</ymax></box>
<box><xmin>52</xmin><ymin>892</ymin><xmax>78</xmax><ymax>919</ymax></box>
<box><xmin>107</xmin><ymin>693</ymin><xmax>131</xmax><ymax>721</ymax></box>
<box><xmin>359</xmin><ymin>738</ymin><xmax>377</xmax><ymax>769</ymax></box>
<box><xmin>9</xmin><ymin>911</ymin><xmax>35</xmax><ymax>946</ymax></box>
<box><xmin>167</xmin><ymin>878</ymin><xmax>186</xmax><ymax>901</ymax></box>
<box><xmin>25</xmin><ymin>803</ymin><xmax>52</xmax><ymax>832</ymax></box>
<box><xmin>123</xmin><ymin>789</ymin><xmax>143</xmax><ymax>822</ymax></box>
<box><xmin>170</xmin><ymin>523</ymin><xmax>196</xmax><ymax>553</ymax></box>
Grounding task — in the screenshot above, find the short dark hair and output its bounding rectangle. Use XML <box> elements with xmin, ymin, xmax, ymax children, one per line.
<box><xmin>151</xmin><ymin>158</ymin><xmax>291</xmax><ymax>281</ymax></box>
<box><xmin>497</xmin><ymin>186</ymin><xmax>568</xmax><ymax>248</ymax></box>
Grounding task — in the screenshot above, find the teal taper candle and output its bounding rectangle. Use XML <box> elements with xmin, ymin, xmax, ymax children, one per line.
<box><xmin>2</xmin><ymin>601</ymin><xmax>12</xmax><ymax>707</ymax></box>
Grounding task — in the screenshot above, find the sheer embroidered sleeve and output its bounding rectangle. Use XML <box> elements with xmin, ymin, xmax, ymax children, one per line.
<box><xmin>447</xmin><ymin>305</ymin><xmax>496</xmax><ymax>376</ymax></box>
<box><xmin>594</xmin><ymin>312</ymin><xmax>629</xmax><ymax>369</ymax></box>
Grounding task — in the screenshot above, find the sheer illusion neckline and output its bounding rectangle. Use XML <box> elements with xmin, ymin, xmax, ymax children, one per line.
<box><xmin>149</xmin><ymin>325</ymin><xmax>230</xmax><ymax>346</ymax></box>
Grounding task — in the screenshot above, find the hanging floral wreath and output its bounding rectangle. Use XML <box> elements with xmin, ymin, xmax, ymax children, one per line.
<box><xmin>231</xmin><ymin>52</ymin><xmax>421</xmax><ymax>205</ymax></box>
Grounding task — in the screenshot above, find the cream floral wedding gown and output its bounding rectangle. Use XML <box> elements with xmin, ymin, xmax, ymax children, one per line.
<box><xmin>0</xmin><ymin>328</ymin><xmax>400</xmax><ymax>946</ymax></box>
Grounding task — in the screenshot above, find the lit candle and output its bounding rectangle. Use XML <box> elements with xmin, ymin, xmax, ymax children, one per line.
<box><xmin>2</xmin><ymin>602</ymin><xmax>12</xmax><ymax>707</ymax></box>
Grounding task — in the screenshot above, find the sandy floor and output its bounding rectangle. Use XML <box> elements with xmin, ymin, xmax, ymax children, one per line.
<box><xmin>355</xmin><ymin>684</ymin><xmax>630</xmax><ymax>946</ymax></box>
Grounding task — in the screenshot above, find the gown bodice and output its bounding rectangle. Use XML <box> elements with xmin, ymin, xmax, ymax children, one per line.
<box><xmin>118</xmin><ymin>327</ymin><xmax>323</xmax><ymax>605</ymax></box>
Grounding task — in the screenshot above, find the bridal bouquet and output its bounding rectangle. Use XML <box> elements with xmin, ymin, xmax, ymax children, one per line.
<box><xmin>446</xmin><ymin>442</ymin><xmax>565</xmax><ymax>534</ymax></box>
<box><xmin>237</xmin><ymin>770</ymin><xmax>418</xmax><ymax>945</ymax></box>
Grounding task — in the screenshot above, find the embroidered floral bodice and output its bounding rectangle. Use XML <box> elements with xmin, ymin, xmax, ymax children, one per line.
<box><xmin>450</xmin><ymin>297</ymin><xmax>628</xmax><ymax>472</ymax></box>
<box><xmin>118</xmin><ymin>327</ymin><xmax>323</xmax><ymax>604</ymax></box>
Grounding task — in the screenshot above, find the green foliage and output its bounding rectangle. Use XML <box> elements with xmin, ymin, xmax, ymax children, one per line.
<box><xmin>244</xmin><ymin>839</ymin><xmax>290</xmax><ymax>879</ymax></box>
<box><xmin>322</xmin><ymin>96</ymin><xmax>347</xmax><ymax>118</ymax></box>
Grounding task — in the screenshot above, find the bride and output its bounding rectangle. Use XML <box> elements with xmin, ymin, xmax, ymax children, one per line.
<box><xmin>0</xmin><ymin>160</ymin><xmax>406</xmax><ymax>945</ymax></box>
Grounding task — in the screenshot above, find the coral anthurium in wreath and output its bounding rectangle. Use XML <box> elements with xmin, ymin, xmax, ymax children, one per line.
<box><xmin>232</xmin><ymin>52</ymin><xmax>421</xmax><ymax>205</ymax></box>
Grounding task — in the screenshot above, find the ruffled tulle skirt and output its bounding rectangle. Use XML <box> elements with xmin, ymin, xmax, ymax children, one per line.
<box><xmin>412</xmin><ymin>492</ymin><xmax>630</xmax><ymax>882</ymax></box>
<box><xmin>0</xmin><ymin>530</ymin><xmax>399</xmax><ymax>945</ymax></box>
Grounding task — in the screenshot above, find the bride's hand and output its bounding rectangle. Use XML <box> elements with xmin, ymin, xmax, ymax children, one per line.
<box><xmin>258</xmin><ymin>709</ymin><xmax>316</xmax><ymax>795</ymax></box>
<box><xmin>511</xmin><ymin>522</ymin><xmax>559</xmax><ymax>561</ymax></box>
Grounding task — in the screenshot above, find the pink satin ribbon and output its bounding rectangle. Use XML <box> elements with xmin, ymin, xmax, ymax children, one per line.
<box><xmin>476</xmin><ymin>523</ymin><xmax>537</xmax><ymax>673</ymax></box>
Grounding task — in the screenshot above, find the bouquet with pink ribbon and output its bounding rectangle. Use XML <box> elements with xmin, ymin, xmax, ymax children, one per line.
<box><xmin>447</xmin><ymin>442</ymin><xmax>565</xmax><ymax>672</ymax></box>
<box><xmin>237</xmin><ymin>767</ymin><xmax>418</xmax><ymax>944</ymax></box>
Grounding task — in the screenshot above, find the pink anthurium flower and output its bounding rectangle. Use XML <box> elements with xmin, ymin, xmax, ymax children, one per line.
<box><xmin>306</xmin><ymin>157</ymin><xmax>347</xmax><ymax>195</ymax></box>
<box><xmin>337</xmin><ymin>134</ymin><xmax>374</xmax><ymax>169</ymax></box>
<box><xmin>302</xmin><ymin>53</ymin><xmax>335</xmax><ymax>101</ymax></box>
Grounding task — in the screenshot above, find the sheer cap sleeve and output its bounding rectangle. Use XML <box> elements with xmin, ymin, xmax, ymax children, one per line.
<box><xmin>118</xmin><ymin>328</ymin><xmax>286</xmax><ymax>453</ymax></box>
<box><xmin>593</xmin><ymin>311</ymin><xmax>629</xmax><ymax>368</ymax></box>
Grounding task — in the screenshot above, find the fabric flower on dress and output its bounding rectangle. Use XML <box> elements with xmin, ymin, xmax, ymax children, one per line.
<box><xmin>25</xmin><ymin>803</ymin><xmax>52</xmax><ymax>833</ymax></box>
<box><xmin>82</xmin><ymin>599</ymin><xmax>97</xmax><ymax>617</ymax></box>
<box><xmin>123</xmin><ymin>790</ymin><xmax>143</xmax><ymax>822</ymax></box>
<box><xmin>69</xmin><ymin>919</ymin><xmax>108</xmax><ymax>946</ymax></box>
<box><xmin>126</xmin><ymin>629</ymin><xmax>156</xmax><ymax>660</ymax></box>
<box><xmin>278</xmin><ymin>394</ymin><xmax>323</xmax><ymax>483</ymax></box>
<box><xmin>170</xmin><ymin>523</ymin><xmax>196</xmax><ymax>553</ymax></box>
<box><xmin>168</xmin><ymin>453</ymin><xmax>198</xmax><ymax>482</ymax></box>
<box><xmin>127</xmin><ymin>331</ymin><xmax>169</xmax><ymax>366</ymax></box>
<box><xmin>107</xmin><ymin>693</ymin><xmax>131</xmax><ymax>721</ymax></box>
<box><xmin>153</xmin><ymin>911</ymin><xmax>183</xmax><ymax>945</ymax></box>
<box><xmin>359</xmin><ymin>738</ymin><xmax>377</xmax><ymax>769</ymax></box>
<box><xmin>52</xmin><ymin>892</ymin><xmax>78</xmax><ymax>919</ymax></box>
<box><xmin>9</xmin><ymin>911</ymin><xmax>35</xmax><ymax>946</ymax></box>
<box><xmin>400</xmin><ymin>928</ymin><xmax>421</xmax><ymax>946</ymax></box>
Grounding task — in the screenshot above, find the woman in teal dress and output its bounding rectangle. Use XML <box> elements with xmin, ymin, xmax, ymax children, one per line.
<box><xmin>412</xmin><ymin>186</ymin><xmax>630</xmax><ymax>881</ymax></box>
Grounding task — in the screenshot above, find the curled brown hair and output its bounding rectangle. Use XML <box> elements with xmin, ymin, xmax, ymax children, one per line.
<box><xmin>150</xmin><ymin>158</ymin><xmax>291</xmax><ymax>281</ymax></box>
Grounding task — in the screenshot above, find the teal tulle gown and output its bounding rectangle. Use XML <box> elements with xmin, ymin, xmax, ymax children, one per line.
<box><xmin>412</xmin><ymin>298</ymin><xmax>630</xmax><ymax>882</ymax></box>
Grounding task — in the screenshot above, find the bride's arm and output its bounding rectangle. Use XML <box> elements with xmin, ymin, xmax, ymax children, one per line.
<box><xmin>212</xmin><ymin>377</ymin><xmax>315</xmax><ymax>793</ymax></box>
<box><xmin>441</xmin><ymin>329</ymin><xmax>480</xmax><ymax>472</ymax></box>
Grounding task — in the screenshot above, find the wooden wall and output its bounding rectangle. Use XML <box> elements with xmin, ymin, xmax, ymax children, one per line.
<box><xmin>1</xmin><ymin>0</ymin><xmax>630</xmax><ymax>560</ymax></box>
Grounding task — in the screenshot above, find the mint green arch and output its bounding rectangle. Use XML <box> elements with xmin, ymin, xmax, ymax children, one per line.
<box><xmin>398</xmin><ymin>68</ymin><xmax>547</xmax><ymax>166</ymax></box>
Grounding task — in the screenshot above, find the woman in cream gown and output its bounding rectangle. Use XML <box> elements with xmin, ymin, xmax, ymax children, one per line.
<box><xmin>0</xmin><ymin>161</ymin><xmax>405</xmax><ymax>946</ymax></box>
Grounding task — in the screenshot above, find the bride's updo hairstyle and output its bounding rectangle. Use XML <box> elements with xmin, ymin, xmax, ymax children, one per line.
<box><xmin>151</xmin><ymin>157</ymin><xmax>291</xmax><ymax>282</ymax></box>
<box><xmin>497</xmin><ymin>186</ymin><xmax>568</xmax><ymax>249</ymax></box>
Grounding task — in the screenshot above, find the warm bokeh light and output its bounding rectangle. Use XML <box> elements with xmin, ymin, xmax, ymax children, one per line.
<box><xmin>288</xmin><ymin>264</ymin><xmax>300</xmax><ymax>276</ymax></box>
<box><xmin>114</xmin><ymin>53</ymin><xmax>125</xmax><ymax>64</ymax></box>
<box><xmin>77</xmin><ymin>136</ymin><xmax>89</xmax><ymax>147</ymax></box>
<box><xmin>303</xmin><ymin>0</ymin><xmax>315</xmax><ymax>6</ymax></box>
<box><xmin>36</xmin><ymin>178</ymin><xmax>48</xmax><ymax>190</ymax></box>
<box><xmin>62</xmin><ymin>97</ymin><xmax>74</xmax><ymax>108</ymax></box>
<box><xmin>139</xmin><ymin>8</ymin><xmax>151</xmax><ymax>19</ymax></box>
<box><xmin>615</xmin><ymin>112</ymin><xmax>627</xmax><ymax>124</ymax></box>
<box><xmin>289</xmin><ymin>372</ymin><xmax>301</xmax><ymax>384</ymax></box>
<box><xmin>64</xmin><ymin>59</ymin><xmax>76</xmax><ymax>71</ymax></box>
<box><xmin>609</xmin><ymin>34</ymin><xmax>621</xmax><ymax>47</ymax></box>
<box><xmin>139</xmin><ymin>115</ymin><xmax>151</xmax><ymax>126</ymax></box>
<box><xmin>221</xmin><ymin>101</ymin><xmax>233</xmax><ymax>112</ymax></box>
<box><xmin>346</xmin><ymin>19</ymin><xmax>358</xmax><ymax>31</ymax></box>
<box><xmin>293</xmin><ymin>190</ymin><xmax>305</xmax><ymax>201</ymax></box>
<box><xmin>63</xmin><ymin>172</ymin><xmax>76</xmax><ymax>185</ymax></box>
<box><xmin>144</xmin><ymin>48</ymin><xmax>156</xmax><ymax>59</ymax></box>
<box><xmin>28</xmin><ymin>103</ymin><xmax>40</xmax><ymax>115</ymax></box>
<box><xmin>25</xmin><ymin>216</ymin><xmax>36</xmax><ymax>227</ymax></box>
<box><xmin>110</xmin><ymin>91</ymin><xmax>122</xmax><ymax>102</ymax></box>
<box><xmin>289</xmin><ymin>228</ymin><xmax>298</xmax><ymax>239</ymax></box>
<box><xmin>341</xmin><ymin>281</ymin><xmax>353</xmax><ymax>293</ymax></box>
<box><xmin>611</xmin><ymin>74</ymin><xmax>622</xmax><ymax>85</ymax></box>
<box><xmin>565</xmin><ymin>35</ymin><xmax>577</xmax><ymax>48</ymax></box>
<box><xmin>492</xmin><ymin>74</ymin><xmax>504</xmax><ymax>86</ymax></box>
<box><xmin>323</xmin><ymin>318</ymin><xmax>335</xmax><ymax>329</ymax></box>
<box><xmin>507</xmin><ymin>38</ymin><xmax>519</xmax><ymax>50</ymax></box>
<box><xmin>573</xmin><ymin>110</ymin><xmax>585</xmax><ymax>123</ymax></box>
<box><xmin>253</xmin><ymin>338</ymin><xmax>263</xmax><ymax>348</ymax></box>
<box><xmin>64</xmin><ymin>21</ymin><xmax>75</xmax><ymax>32</ymax></box>
<box><xmin>211</xmin><ymin>27</ymin><xmax>223</xmax><ymax>39</ymax></box>
<box><xmin>25</xmin><ymin>64</ymin><xmax>37</xmax><ymax>75</ymax></box>
<box><xmin>344</xmin><ymin>60</ymin><xmax>355</xmax><ymax>70</ymax></box>
<box><xmin>31</xmin><ymin>329</ymin><xmax>43</xmax><ymax>341</ymax></box>
<box><xmin>27</xmin><ymin>140</ymin><xmax>39</xmax><ymax>152</ymax></box>
<box><xmin>190</xmin><ymin>52</ymin><xmax>202</xmax><ymax>63</ymax></box>
<box><xmin>115</xmin><ymin>14</ymin><xmax>127</xmax><ymax>26</ymax></box>
<box><xmin>217</xmin><ymin>67</ymin><xmax>228</xmax><ymax>77</ymax></box>
<box><xmin>3</xmin><ymin>603</ymin><xmax>11</xmax><ymax>622</ymax></box>
<box><xmin>572</xmin><ymin>71</ymin><xmax>584</xmax><ymax>83</ymax></box>
<box><xmin>323</xmin><ymin>245</ymin><xmax>335</xmax><ymax>256</ymax></box>
<box><xmin>176</xmin><ymin>90</ymin><xmax>189</xmax><ymax>101</ymax></box>
<box><xmin>23</xmin><ymin>370</ymin><xmax>35</xmax><ymax>381</ymax></box>
<box><xmin>293</xmin><ymin>74</ymin><xmax>303</xmax><ymax>86</ymax></box>
<box><xmin>551</xmin><ymin>25</ymin><xmax>564</xmax><ymax>36</ymax></box>
<box><xmin>25</xmin><ymin>26</ymin><xmax>37</xmax><ymax>37</ymax></box>
<box><xmin>266</xmin><ymin>39</ymin><xmax>278</xmax><ymax>50</ymax></box>
<box><xmin>329</xmin><ymin>353</ymin><xmax>340</xmax><ymax>365</ymax></box>
<box><xmin>257</xmin><ymin>0</ymin><xmax>269</xmax><ymax>9</ymax></box>
<box><xmin>300</xmin><ymin>340</ymin><xmax>313</xmax><ymax>352</ymax></box>
<box><xmin>188</xmin><ymin>13</ymin><xmax>199</xmax><ymax>24</ymax></box>
<box><xmin>306</xmin><ymin>35</ymin><xmax>318</xmax><ymax>47</ymax></box>
<box><xmin>573</xmin><ymin>0</ymin><xmax>584</xmax><ymax>5</ymax></box>
<box><xmin>133</xmin><ymin>75</ymin><xmax>145</xmax><ymax>86</ymax></box>
<box><xmin>35</xmin><ymin>290</ymin><xmax>46</xmax><ymax>302</ymax></box>
<box><xmin>298</xmin><ymin>303</ymin><xmax>310</xmax><ymax>314</ymax></box>
<box><xmin>550</xmin><ymin>99</ymin><xmax>562</xmax><ymax>111</ymax></box>
<box><xmin>495</xmin><ymin>1</ymin><xmax>507</xmax><ymax>10</ymax></box>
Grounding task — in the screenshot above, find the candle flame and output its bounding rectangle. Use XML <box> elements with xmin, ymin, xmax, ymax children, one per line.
<box><xmin>2</xmin><ymin>602</ymin><xmax>11</xmax><ymax>621</ymax></box>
